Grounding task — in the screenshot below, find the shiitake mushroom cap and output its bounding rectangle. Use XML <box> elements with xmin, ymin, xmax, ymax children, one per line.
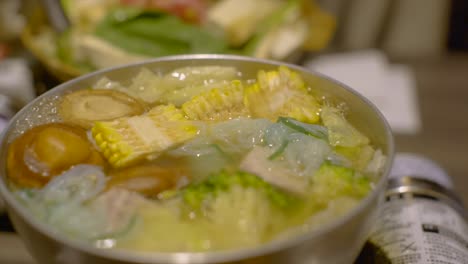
<box><xmin>59</xmin><ymin>89</ymin><xmax>146</xmax><ymax>128</ymax></box>
<box><xmin>7</xmin><ymin>123</ymin><xmax>105</xmax><ymax>188</ymax></box>
<box><xmin>107</xmin><ymin>162</ymin><xmax>189</xmax><ymax>197</ymax></box>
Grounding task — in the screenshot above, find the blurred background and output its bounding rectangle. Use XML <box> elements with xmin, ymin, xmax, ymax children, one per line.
<box><xmin>324</xmin><ymin>0</ymin><xmax>466</xmax><ymax>57</ymax></box>
<box><xmin>0</xmin><ymin>0</ymin><xmax>467</xmax><ymax>262</ymax></box>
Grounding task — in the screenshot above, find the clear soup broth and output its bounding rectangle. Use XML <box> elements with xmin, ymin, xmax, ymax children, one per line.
<box><xmin>5</xmin><ymin>64</ymin><xmax>386</xmax><ymax>252</ymax></box>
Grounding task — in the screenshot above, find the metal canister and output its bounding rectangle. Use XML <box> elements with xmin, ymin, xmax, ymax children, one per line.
<box><xmin>363</xmin><ymin>153</ymin><xmax>468</xmax><ymax>264</ymax></box>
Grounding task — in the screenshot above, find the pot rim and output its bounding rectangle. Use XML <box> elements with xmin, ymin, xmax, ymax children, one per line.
<box><xmin>0</xmin><ymin>54</ymin><xmax>394</xmax><ymax>264</ymax></box>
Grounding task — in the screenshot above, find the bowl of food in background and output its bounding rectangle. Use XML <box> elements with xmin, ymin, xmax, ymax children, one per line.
<box><xmin>0</xmin><ymin>55</ymin><xmax>393</xmax><ymax>264</ymax></box>
<box><xmin>21</xmin><ymin>0</ymin><xmax>336</xmax><ymax>82</ymax></box>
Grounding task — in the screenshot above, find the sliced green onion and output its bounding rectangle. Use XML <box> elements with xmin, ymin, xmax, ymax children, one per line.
<box><xmin>268</xmin><ymin>140</ymin><xmax>289</xmax><ymax>160</ymax></box>
<box><xmin>278</xmin><ymin>117</ymin><xmax>328</xmax><ymax>140</ymax></box>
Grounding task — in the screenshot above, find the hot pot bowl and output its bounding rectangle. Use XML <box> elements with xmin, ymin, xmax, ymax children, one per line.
<box><xmin>0</xmin><ymin>55</ymin><xmax>394</xmax><ymax>264</ymax></box>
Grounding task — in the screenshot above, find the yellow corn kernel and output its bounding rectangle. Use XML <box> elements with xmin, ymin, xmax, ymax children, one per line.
<box><xmin>91</xmin><ymin>104</ymin><xmax>197</xmax><ymax>167</ymax></box>
<box><xmin>182</xmin><ymin>80</ymin><xmax>249</xmax><ymax>121</ymax></box>
<box><xmin>244</xmin><ymin>66</ymin><xmax>320</xmax><ymax>123</ymax></box>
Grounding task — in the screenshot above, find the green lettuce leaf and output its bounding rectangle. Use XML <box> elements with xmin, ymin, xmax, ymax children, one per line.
<box><xmin>94</xmin><ymin>7</ymin><xmax>229</xmax><ymax>57</ymax></box>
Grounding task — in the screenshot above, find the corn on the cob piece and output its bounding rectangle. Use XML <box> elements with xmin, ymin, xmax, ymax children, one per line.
<box><xmin>91</xmin><ymin>104</ymin><xmax>197</xmax><ymax>167</ymax></box>
<box><xmin>182</xmin><ymin>80</ymin><xmax>249</xmax><ymax>121</ymax></box>
<box><xmin>244</xmin><ymin>66</ymin><xmax>321</xmax><ymax>123</ymax></box>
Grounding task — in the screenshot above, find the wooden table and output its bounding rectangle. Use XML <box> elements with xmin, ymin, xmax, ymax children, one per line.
<box><xmin>0</xmin><ymin>233</ymin><xmax>35</xmax><ymax>264</ymax></box>
<box><xmin>1</xmin><ymin>54</ymin><xmax>467</xmax><ymax>263</ymax></box>
<box><xmin>392</xmin><ymin>54</ymin><xmax>468</xmax><ymax>205</ymax></box>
